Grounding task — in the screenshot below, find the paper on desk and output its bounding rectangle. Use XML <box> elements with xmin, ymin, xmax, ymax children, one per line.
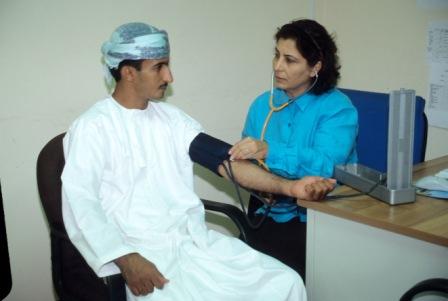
<box><xmin>414</xmin><ymin>168</ymin><xmax>448</xmax><ymax>199</ymax></box>
<box><xmin>416</xmin><ymin>189</ymin><xmax>448</xmax><ymax>199</ymax></box>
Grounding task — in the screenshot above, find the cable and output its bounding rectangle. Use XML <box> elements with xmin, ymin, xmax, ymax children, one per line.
<box><xmin>221</xmin><ymin>159</ymin><xmax>277</xmax><ymax>230</ymax></box>
<box><xmin>324</xmin><ymin>178</ymin><xmax>385</xmax><ymax>200</ymax></box>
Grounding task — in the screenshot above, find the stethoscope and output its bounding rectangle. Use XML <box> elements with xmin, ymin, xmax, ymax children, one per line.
<box><xmin>257</xmin><ymin>72</ymin><xmax>318</xmax><ymax>170</ymax></box>
<box><xmin>260</xmin><ymin>72</ymin><xmax>319</xmax><ymax>141</ymax></box>
<box><xmin>225</xmin><ymin>72</ymin><xmax>319</xmax><ymax>229</ymax></box>
<box><xmin>224</xmin><ymin>72</ymin><xmax>319</xmax><ymax>229</ymax></box>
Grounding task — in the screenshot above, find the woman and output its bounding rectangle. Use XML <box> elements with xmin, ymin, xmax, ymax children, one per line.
<box><xmin>228</xmin><ymin>19</ymin><xmax>358</xmax><ymax>279</ymax></box>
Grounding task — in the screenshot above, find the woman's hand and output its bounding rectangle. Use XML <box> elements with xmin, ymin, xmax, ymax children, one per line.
<box><xmin>229</xmin><ymin>137</ymin><xmax>268</xmax><ymax>160</ymax></box>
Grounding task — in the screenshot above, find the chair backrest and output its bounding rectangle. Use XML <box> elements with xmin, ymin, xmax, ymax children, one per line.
<box><xmin>36</xmin><ymin>133</ymin><xmax>249</xmax><ymax>301</ymax></box>
<box><xmin>340</xmin><ymin>88</ymin><xmax>428</xmax><ymax>173</ymax></box>
<box><xmin>37</xmin><ymin>133</ymin><xmax>110</xmax><ymax>301</ymax></box>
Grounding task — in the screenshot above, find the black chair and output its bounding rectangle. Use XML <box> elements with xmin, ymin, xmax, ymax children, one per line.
<box><xmin>400</xmin><ymin>278</ymin><xmax>448</xmax><ymax>301</ymax></box>
<box><xmin>37</xmin><ymin>133</ymin><xmax>252</xmax><ymax>301</ymax></box>
<box><xmin>0</xmin><ymin>182</ymin><xmax>12</xmax><ymax>300</ymax></box>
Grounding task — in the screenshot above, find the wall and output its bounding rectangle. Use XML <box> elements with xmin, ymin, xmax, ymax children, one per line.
<box><xmin>315</xmin><ymin>0</ymin><xmax>448</xmax><ymax>160</ymax></box>
<box><xmin>0</xmin><ymin>0</ymin><xmax>309</xmax><ymax>300</ymax></box>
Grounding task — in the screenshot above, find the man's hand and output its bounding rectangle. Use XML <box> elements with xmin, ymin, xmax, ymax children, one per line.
<box><xmin>114</xmin><ymin>253</ymin><xmax>169</xmax><ymax>296</ymax></box>
<box><xmin>229</xmin><ymin>137</ymin><xmax>268</xmax><ymax>160</ymax></box>
<box><xmin>290</xmin><ymin>176</ymin><xmax>336</xmax><ymax>202</ymax></box>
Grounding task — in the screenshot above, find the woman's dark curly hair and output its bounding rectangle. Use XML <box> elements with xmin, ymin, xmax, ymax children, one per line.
<box><xmin>275</xmin><ymin>19</ymin><xmax>340</xmax><ymax>95</ymax></box>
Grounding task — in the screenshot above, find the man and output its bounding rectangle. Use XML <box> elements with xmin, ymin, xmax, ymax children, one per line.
<box><xmin>61</xmin><ymin>22</ymin><xmax>335</xmax><ymax>301</ymax></box>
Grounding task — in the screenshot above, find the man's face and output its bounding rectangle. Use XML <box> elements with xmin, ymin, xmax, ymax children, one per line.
<box><xmin>134</xmin><ymin>58</ymin><xmax>173</xmax><ymax>100</ymax></box>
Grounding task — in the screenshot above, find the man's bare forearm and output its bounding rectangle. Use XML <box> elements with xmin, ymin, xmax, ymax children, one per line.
<box><xmin>218</xmin><ymin>160</ymin><xmax>293</xmax><ymax>196</ymax></box>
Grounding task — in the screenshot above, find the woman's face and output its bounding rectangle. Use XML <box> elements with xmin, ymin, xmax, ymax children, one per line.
<box><xmin>273</xmin><ymin>38</ymin><xmax>319</xmax><ymax>98</ymax></box>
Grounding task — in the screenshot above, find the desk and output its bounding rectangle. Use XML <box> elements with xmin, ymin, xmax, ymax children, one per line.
<box><xmin>299</xmin><ymin>155</ymin><xmax>448</xmax><ymax>301</ymax></box>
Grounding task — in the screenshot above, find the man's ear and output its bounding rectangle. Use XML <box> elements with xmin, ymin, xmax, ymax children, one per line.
<box><xmin>120</xmin><ymin>65</ymin><xmax>138</xmax><ymax>82</ymax></box>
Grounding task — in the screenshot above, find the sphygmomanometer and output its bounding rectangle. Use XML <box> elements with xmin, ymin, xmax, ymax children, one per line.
<box><xmin>189</xmin><ymin>132</ymin><xmax>274</xmax><ymax>228</ymax></box>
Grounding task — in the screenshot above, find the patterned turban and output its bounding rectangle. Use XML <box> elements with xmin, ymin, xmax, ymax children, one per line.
<box><xmin>101</xmin><ymin>22</ymin><xmax>170</xmax><ymax>86</ymax></box>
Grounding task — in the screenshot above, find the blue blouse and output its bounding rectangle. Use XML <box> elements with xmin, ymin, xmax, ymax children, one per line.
<box><xmin>243</xmin><ymin>88</ymin><xmax>358</xmax><ymax>222</ymax></box>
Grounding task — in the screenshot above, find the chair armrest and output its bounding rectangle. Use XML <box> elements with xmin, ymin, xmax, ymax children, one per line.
<box><xmin>400</xmin><ymin>278</ymin><xmax>448</xmax><ymax>301</ymax></box>
<box><xmin>103</xmin><ymin>274</ymin><xmax>126</xmax><ymax>301</ymax></box>
<box><xmin>201</xmin><ymin>199</ymin><xmax>251</xmax><ymax>243</ymax></box>
<box><xmin>51</xmin><ymin>228</ymin><xmax>127</xmax><ymax>301</ymax></box>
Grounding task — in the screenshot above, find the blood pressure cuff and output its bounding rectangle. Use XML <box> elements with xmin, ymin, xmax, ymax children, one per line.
<box><xmin>189</xmin><ymin>133</ymin><xmax>231</xmax><ymax>176</ymax></box>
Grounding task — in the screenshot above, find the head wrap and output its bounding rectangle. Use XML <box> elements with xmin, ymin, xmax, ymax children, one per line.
<box><xmin>101</xmin><ymin>22</ymin><xmax>170</xmax><ymax>85</ymax></box>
